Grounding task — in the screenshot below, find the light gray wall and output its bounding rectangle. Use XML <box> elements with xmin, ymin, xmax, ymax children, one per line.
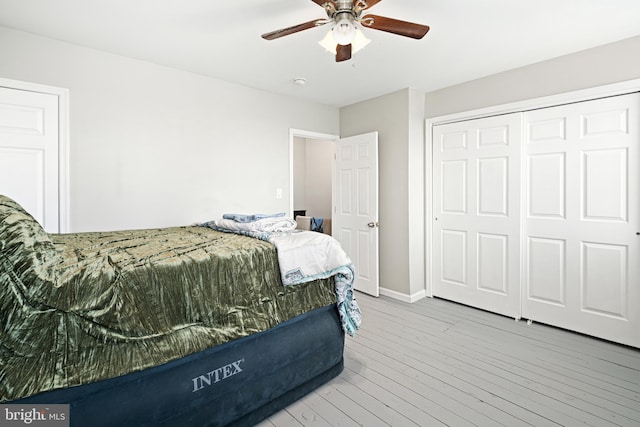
<box><xmin>407</xmin><ymin>89</ymin><xmax>425</xmax><ymax>297</ymax></box>
<box><xmin>341</xmin><ymin>88</ymin><xmax>425</xmax><ymax>299</ymax></box>
<box><xmin>293</xmin><ymin>136</ymin><xmax>307</xmax><ymax>212</ymax></box>
<box><xmin>303</xmin><ymin>139</ymin><xmax>333</xmax><ymax>219</ymax></box>
<box><xmin>0</xmin><ymin>26</ymin><xmax>339</xmax><ymax>232</ymax></box>
<box><xmin>292</xmin><ymin>137</ymin><xmax>333</xmax><ymax>219</ymax></box>
<box><xmin>425</xmin><ymin>35</ymin><xmax>640</xmax><ymax>118</ymax></box>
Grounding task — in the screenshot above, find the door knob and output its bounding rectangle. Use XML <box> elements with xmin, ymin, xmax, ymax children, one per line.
<box><xmin>367</xmin><ymin>222</ymin><xmax>379</xmax><ymax>228</ymax></box>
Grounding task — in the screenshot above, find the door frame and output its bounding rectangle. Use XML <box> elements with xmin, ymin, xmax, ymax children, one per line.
<box><xmin>425</xmin><ymin>78</ymin><xmax>640</xmax><ymax>297</ymax></box>
<box><xmin>0</xmin><ymin>77</ymin><xmax>70</xmax><ymax>232</ymax></box>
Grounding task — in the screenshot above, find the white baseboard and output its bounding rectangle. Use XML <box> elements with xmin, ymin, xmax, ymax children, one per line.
<box><xmin>378</xmin><ymin>287</ymin><xmax>427</xmax><ymax>303</ymax></box>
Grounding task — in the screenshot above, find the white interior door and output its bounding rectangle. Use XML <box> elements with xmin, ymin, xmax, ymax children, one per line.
<box><xmin>0</xmin><ymin>86</ymin><xmax>59</xmax><ymax>232</ymax></box>
<box><xmin>333</xmin><ymin>132</ymin><xmax>379</xmax><ymax>296</ymax></box>
<box><xmin>523</xmin><ymin>93</ymin><xmax>640</xmax><ymax>348</ymax></box>
<box><xmin>432</xmin><ymin>114</ymin><xmax>522</xmax><ymax>318</ymax></box>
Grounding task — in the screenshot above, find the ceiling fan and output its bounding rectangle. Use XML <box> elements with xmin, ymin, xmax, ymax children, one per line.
<box><xmin>261</xmin><ymin>0</ymin><xmax>430</xmax><ymax>62</ymax></box>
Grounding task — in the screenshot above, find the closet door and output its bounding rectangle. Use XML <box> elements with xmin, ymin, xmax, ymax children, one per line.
<box><xmin>0</xmin><ymin>86</ymin><xmax>59</xmax><ymax>232</ymax></box>
<box><xmin>523</xmin><ymin>93</ymin><xmax>639</xmax><ymax>348</ymax></box>
<box><xmin>432</xmin><ymin>113</ymin><xmax>522</xmax><ymax>318</ymax></box>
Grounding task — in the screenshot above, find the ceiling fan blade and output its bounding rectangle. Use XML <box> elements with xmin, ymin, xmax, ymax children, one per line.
<box><xmin>360</xmin><ymin>14</ymin><xmax>430</xmax><ymax>39</ymax></box>
<box><xmin>261</xmin><ymin>19</ymin><xmax>325</xmax><ymax>40</ymax></box>
<box><xmin>336</xmin><ymin>44</ymin><xmax>352</xmax><ymax>62</ymax></box>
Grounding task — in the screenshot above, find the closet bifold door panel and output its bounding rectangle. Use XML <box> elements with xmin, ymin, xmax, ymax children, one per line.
<box><xmin>522</xmin><ymin>93</ymin><xmax>640</xmax><ymax>348</ymax></box>
<box><xmin>432</xmin><ymin>113</ymin><xmax>522</xmax><ymax>319</ymax></box>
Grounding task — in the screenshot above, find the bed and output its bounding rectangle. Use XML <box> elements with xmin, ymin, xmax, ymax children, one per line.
<box><xmin>0</xmin><ymin>195</ymin><xmax>360</xmax><ymax>426</ymax></box>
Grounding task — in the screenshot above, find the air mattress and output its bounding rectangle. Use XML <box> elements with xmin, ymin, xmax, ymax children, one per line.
<box><xmin>14</xmin><ymin>304</ymin><xmax>344</xmax><ymax>427</ymax></box>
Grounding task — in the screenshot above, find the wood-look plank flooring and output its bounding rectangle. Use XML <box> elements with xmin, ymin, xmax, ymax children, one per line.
<box><xmin>257</xmin><ymin>293</ymin><xmax>640</xmax><ymax>427</ymax></box>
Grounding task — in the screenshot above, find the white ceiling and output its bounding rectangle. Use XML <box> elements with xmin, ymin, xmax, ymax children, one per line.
<box><xmin>1</xmin><ymin>0</ymin><xmax>640</xmax><ymax>107</ymax></box>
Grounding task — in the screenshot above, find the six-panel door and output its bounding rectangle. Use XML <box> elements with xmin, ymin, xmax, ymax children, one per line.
<box><xmin>522</xmin><ymin>93</ymin><xmax>639</xmax><ymax>348</ymax></box>
<box><xmin>432</xmin><ymin>113</ymin><xmax>522</xmax><ymax>319</ymax></box>
<box><xmin>334</xmin><ymin>132</ymin><xmax>380</xmax><ymax>296</ymax></box>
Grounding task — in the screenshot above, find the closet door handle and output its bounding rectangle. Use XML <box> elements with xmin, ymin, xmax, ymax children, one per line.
<box><xmin>367</xmin><ymin>222</ymin><xmax>379</xmax><ymax>228</ymax></box>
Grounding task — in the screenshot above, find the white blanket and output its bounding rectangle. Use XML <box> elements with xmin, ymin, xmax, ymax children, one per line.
<box><xmin>268</xmin><ymin>231</ymin><xmax>351</xmax><ymax>285</ymax></box>
<box><xmin>268</xmin><ymin>231</ymin><xmax>362</xmax><ymax>336</ymax></box>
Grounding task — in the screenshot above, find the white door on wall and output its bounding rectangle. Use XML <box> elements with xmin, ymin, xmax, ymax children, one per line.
<box><xmin>333</xmin><ymin>132</ymin><xmax>379</xmax><ymax>296</ymax></box>
<box><xmin>432</xmin><ymin>114</ymin><xmax>522</xmax><ymax>318</ymax></box>
<box><xmin>523</xmin><ymin>93</ymin><xmax>640</xmax><ymax>348</ymax></box>
<box><xmin>0</xmin><ymin>86</ymin><xmax>59</xmax><ymax>232</ymax></box>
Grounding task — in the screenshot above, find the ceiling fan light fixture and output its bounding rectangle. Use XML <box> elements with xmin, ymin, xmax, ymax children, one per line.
<box><xmin>352</xmin><ymin>28</ymin><xmax>370</xmax><ymax>54</ymax></box>
<box><xmin>318</xmin><ymin>30</ymin><xmax>337</xmax><ymax>53</ymax></box>
<box><xmin>318</xmin><ymin>27</ymin><xmax>369</xmax><ymax>57</ymax></box>
<box><xmin>332</xmin><ymin>14</ymin><xmax>356</xmax><ymax>45</ymax></box>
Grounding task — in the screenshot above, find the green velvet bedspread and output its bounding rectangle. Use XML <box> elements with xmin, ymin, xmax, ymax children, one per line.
<box><xmin>0</xmin><ymin>226</ymin><xmax>335</xmax><ymax>402</ymax></box>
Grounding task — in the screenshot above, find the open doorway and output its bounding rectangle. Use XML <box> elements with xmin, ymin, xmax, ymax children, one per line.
<box><xmin>290</xmin><ymin>129</ymin><xmax>380</xmax><ymax>296</ymax></box>
<box><xmin>289</xmin><ymin>129</ymin><xmax>338</xmax><ymax>234</ymax></box>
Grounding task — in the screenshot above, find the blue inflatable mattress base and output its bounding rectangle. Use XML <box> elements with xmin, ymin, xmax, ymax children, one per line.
<box><xmin>14</xmin><ymin>304</ymin><xmax>345</xmax><ymax>427</ymax></box>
